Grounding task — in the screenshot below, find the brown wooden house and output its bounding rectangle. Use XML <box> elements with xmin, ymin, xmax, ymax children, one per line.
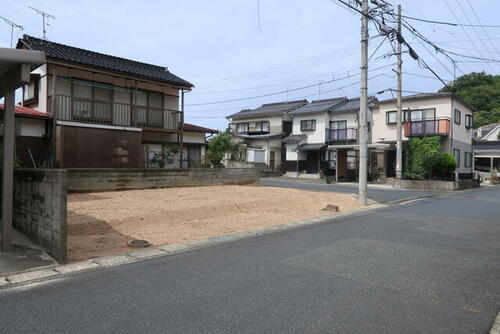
<box><xmin>16</xmin><ymin>34</ymin><xmax>194</xmax><ymax>168</ymax></box>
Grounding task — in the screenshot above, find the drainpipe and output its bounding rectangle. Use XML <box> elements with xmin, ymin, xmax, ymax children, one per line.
<box><xmin>296</xmin><ymin>147</ymin><xmax>299</xmax><ymax>179</ymax></box>
<box><xmin>179</xmin><ymin>89</ymin><xmax>184</xmax><ymax>168</ymax></box>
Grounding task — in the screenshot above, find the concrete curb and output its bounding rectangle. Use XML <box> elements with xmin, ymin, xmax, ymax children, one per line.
<box><xmin>491</xmin><ymin>312</ymin><xmax>500</xmax><ymax>334</ymax></box>
<box><xmin>0</xmin><ymin>204</ymin><xmax>386</xmax><ymax>290</ymax></box>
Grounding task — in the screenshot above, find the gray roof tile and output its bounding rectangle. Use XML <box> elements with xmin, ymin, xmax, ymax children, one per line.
<box><xmin>228</xmin><ymin>100</ymin><xmax>307</xmax><ymax>119</ymax></box>
<box><xmin>18</xmin><ymin>35</ymin><xmax>193</xmax><ymax>87</ymax></box>
<box><xmin>288</xmin><ymin>97</ymin><xmax>346</xmax><ymax>115</ymax></box>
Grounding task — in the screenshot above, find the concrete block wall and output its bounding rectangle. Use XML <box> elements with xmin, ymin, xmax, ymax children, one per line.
<box><xmin>66</xmin><ymin>168</ymin><xmax>260</xmax><ymax>192</ymax></box>
<box><xmin>13</xmin><ymin>169</ymin><xmax>67</xmax><ymax>262</ymax></box>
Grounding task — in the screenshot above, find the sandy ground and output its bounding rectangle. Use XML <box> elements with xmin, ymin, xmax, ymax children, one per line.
<box><xmin>67</xmin><ymin>185</ymin><xmax>363</xmax><ymax>262</ymax></box>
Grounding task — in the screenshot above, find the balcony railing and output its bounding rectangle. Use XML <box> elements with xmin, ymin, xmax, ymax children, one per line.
<box><xmin>326</xmin><ymin>128</ymin><xmax>357</xmax><ymax>142</ymax></box>
<box><xmin>51</xmin><ymin>94</ymin><xmax>180</xmax><ymax>130</ymax></box>
<box><xmin>404</xmin><ymin>118</ymin><xmax>450</xmax><ymax>137</ymax></box>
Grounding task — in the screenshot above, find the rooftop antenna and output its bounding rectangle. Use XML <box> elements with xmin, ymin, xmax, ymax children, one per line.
<box><xmin>0</xmin><ymin>16</ymin><xmax>23</xmax><ymax>47</ymax></box>
<box><xmin>29</xmin><ymin>6</ymin><xmax>55</xmax><ymax>40</ymax></box>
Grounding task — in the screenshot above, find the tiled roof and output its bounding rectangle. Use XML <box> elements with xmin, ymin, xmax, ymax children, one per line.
<box><xmin>476</xmin><ymin>122</ymin><xmax>500</xmax><ymax>138</ymax></box>
<box><xmin>0</xmin><ymin>104</ymin><xmax>51</xmax><ymax>119</ymax></box>
<box><xmin>183</xmin><ymin>122</ymin><xmax>218</xmax><ymax>134</ymax></box>
<box><xmin>378</xmin><ymin>92</ymin><xmax>476</xmax><ymax>111</ymax></box>
<box><xmin>227</xmin><ymin>100</ymin><xmax>307</xmax><ymax>119</ymax></box>
<box><xmin>18</xmin><ymin>35</ymin><xmax>193</xmax><ymax>88</ymax></box>
<box><xmin>289</xmin><ymin>97</ymin><xmax>347</xmax><ymax>115</ymax></box>
<box><xmin>282</xmin><ymin>134</ymin><xmax>306</xmax><ymax>143</ymax></box>
<box><xmin>331</xmin><ymin>96</ymin><xmax>378</xmax><ymax>113</ymax></box>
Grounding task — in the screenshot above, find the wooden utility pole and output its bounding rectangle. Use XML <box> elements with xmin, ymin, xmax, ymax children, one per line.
<box><xmin>396</xmin><ymin>4</ymin><xmax>403</xmax><ymax>179</ymax></box>
<box><xmin>358</xmin><ymin>0</ymin><xmax>369</xmax><ymax>205</ymax></box>
<box><xmin>179</xmin><ymin>90</ymin><xmax>185</xmax><ymax>168</ymax></box>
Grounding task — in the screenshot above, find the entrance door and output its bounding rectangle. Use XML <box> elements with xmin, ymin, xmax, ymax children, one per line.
<box><xmin>305</xmin><ymin>150</ymin><xmax>320</xmax><ymax>173</ymax></box>
<box><xmin>187</xmin><ymin>145</ymin><xmax>201</xmax><ymax>168</ymax></box>
<box><xmin>269</xmin><ymin>151</ymin><xmax>275</xmax><ymax>170</ymax></box>
<box><xmin>386</xmin><ymin>150</ymin><xmax>396</xmax><ymax>177</ymax></box>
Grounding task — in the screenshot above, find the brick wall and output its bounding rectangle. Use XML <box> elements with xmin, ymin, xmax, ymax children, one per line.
<box><xmin>13</xmin><ymin>169</ymin><xmax>67</xmax><ymax>262</ymax></box>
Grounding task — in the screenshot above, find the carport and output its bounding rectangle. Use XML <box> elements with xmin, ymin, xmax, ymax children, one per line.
<box><xmin>0</xmin><ymin>47</ymin><xmax>45</xmax><ymax>252</ymax></box>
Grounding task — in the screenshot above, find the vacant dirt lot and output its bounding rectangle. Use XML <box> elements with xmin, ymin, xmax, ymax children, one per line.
<box><xmin>67</xmin><ymin>185</ymin><xmax>363</xmax><ymax>261</ymax></box>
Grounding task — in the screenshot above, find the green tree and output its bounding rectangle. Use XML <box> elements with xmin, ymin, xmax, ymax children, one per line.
<box><xmin>149</xmin><ymin>145</ymin><xmax>179</xmax><ymax>168</ymax></box>
<box><xmin>406</xmin><ymin>136</ymin><xmax>456</xmax><ymax>180</ymax></box>
<box><xmin>440</xmin><ymin>72</ymin><xmax>500</xmax><ymax>127</ymax></box>
<box><xmin>203</xmin><ymin>131</ymin><xmax>236</xmax><ymax>168</ymax></box>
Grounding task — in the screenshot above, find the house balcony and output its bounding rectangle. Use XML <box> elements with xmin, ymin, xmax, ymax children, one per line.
<box><xmin>51</xmin><ymin>94</ymin><xmax>180</xmax><ymax>131</ymax></box>
<box><xmin>403</xmin><ymin>118</ymin><xmax>450</xmax><ymax>137</ymax></box>
<box><xmin>229</xmin><ymin>122</ymin><xmax>270</xmax><ymax>135</ymax></box>
<box><xmin>326</xmin><ymin>128</ymin><xmax>357</xmax><ymax>142</ymax></box>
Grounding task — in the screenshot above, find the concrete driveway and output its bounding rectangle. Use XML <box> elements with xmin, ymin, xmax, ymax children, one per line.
<box><xmin>260</xmin><ymin>177</ymin><xmax>440</xmax><ymax>203</ymax></box>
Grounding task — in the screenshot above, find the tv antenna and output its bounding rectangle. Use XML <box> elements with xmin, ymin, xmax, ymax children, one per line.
<box><xmin>0</xmin><ymin>16</ymin><xmax>23</xmax><ymax>47</ymax></box>
<box><xmin>29</xmin><ymin>6</ymin><xmax>55</xmax><ymax>40</ymax></box>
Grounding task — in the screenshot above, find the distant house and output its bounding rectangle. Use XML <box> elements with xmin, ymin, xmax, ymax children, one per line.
<box><xmin>16</xmin><ymin>34</ymin><xmax>195</xmax><ymax>168</ymax></box>
<box><xmin>0</xmin><ymin>104</ymin><xmax>51</xmax><ymax>167</ymax></box>
<box><xmin>283</xmin><ymin>97</ymin><xmax>377</xmax><ymax>179</ymax></box>
<box><xmin>372</xmin><ymin>92</ymin><xmax>475</xmax><ymax>180</ymax></box>
<box><xmin>473</xmin><ymin>122</ymin><xmax>500</xmax><ymax>174</ymax></box>
<box><xmin>227</xmin><ymin>100</ymin><xmax>307</xmax><ymax>171</ymax></box>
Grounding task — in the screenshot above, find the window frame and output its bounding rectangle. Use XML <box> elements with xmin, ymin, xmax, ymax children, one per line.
<box><xmin>464</xmin><ymin>152</ymin><xmax>472</xmax><ymax>167</ymax></box>
<box><xmin>236</xmin><ymin>122</ymin><xmax>249</xmax><ymax>133</ymax></box>
<box><xmin>330</xmin><ymin>120</ymin><xmax>347</xmax><ymax>130</ymax></box>
<box><xmin>453</xmin><ymin>148</ymin><xmax>461</xmax><ymax>167</ymax></box>
<box><xmin>465</xmin><ymin>114</ymin><xmax>473</xmax><ymax>128</ymax></box>
<box><xmin>300</xmin><ymin>119</ymin><xmax>316</xmax><ymax>131</ymax></box>
<box><xmin>386</xmin><ymin>111</ymin><xmax>396</xmax><ymax>124</ymax></box>
<box><xmin>454</xmin><ymin>109</ymin><xmax>461</xmax><ymax>125</ymax></box>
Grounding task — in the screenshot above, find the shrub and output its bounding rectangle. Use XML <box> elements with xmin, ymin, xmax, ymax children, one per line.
<box><xmin>149</xmin><ymin>145</ymin><xmax>179</xmax><ymax>168</ymax></box>
<box><xmin>405</xmin><ymin>137</ymin><xmax>456</xmax><ymax>180</ymax></box>
<box><xmin>205</xmin><ymin>132</ymin><xmax>236</xmax><ymax>168</ymax></box>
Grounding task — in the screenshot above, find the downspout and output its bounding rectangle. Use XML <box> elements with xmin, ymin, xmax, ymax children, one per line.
<box><xmin>179</xmin><ymin>89</ymin><xmax>185</xmax><ymax>168</ymax></box>
<box><xmin>51</xmin><ymin>71</ymin><xmax>57</xmax><ymax>167</ymax></box>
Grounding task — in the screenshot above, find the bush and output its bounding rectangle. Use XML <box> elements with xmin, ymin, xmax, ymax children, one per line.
<box><xmin>406</xmin><ymin>137</ymin><xmax>456</xmax><ymax>180</ymax></box>
<box><xmin>204</xmin><ymin>132</ymin><xmax>236</xmax><ymax>168</ymax></box>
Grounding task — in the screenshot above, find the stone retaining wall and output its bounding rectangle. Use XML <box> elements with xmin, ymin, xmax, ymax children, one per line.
<box><xmin>393</xmin><ymin>178</ymin><xmax>479</xmax><ymax>191</ymax></box>
<box><xmin>66</xmin><ymin>168</ymin><xmax>260</xmax><ymax>192</ymax></box>
<box><xmin>13</xmin><ymin>169</ymin><xmax>67</xmax><ymax>262</ymax></box>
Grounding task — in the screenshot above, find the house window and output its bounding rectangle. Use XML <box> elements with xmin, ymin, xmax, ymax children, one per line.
<box><xmin>453</xmin><ymin>149</ymin><xmax>461</xmax><ymax>167</ymax></box>
<box><xmin>327</xmin><ymin>150</ymin><xmax>337</xmax><ymax>168</ymax></box>
<box><xmin>301</xmin><ymin>120</ymin><xmax>316</xmax><ymax>131</ymax></box>
<box><xmin>251</xmin><ymin>121</ymin><xmax>269</xmax><ymax>132</ymax></box>
<box><xmin>465</xmin><ymin>114</ymin><xmax>473</xmax><ymax>128</ymax></box>
<box><xmin>454</xmin><ymin>109</ymin><xmax>461</xmax><ymax>125</ymax></box>
<box><xmin>347</xmin><ymin>150</ymin><xmax>357</xmax><ymax>169</ymax></box>
<box><xmin>236</xmin><ymin>123</ymin><xmax>249</xmax><ymax>133</ymax></box>
<box><xmin>386</xmin><ymin>111</ymin><xmax>396</xmax><ymax>124</ymax></box>
<box><xmin>464</xmin><ymin>152</ymin><xmax>472</xmax><ymax>167</ymax></box>
<box><xmin>410</xmin><ymin>108</ymin><xmax>435</xmax><ymax>121</ymax></box>
<box><xmin>330</xmin><ymin>120</ymin><xmax>347</xmax><ymax>129</ymax></box>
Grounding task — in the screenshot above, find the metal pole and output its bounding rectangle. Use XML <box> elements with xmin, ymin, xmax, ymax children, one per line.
<box><xmin>358</xmin><ymin>0</ymin><xmax>369</xmax><ymax>205</ymax></box>
<box><xmin>396</xmin><ymin>4</ymin><xmax>403</xmax><ymax>179</ymax></box>
<box><xmin>1</xmin><ymin>91</ymin><xmax>15</xmax><ymax>252</ymax></box>
<box><xmin>179</xmin><ymin>90</ymin><xmax>184</xmax><ymax>168</ymax></box>
<box><xmin>296</xmin><ymin>148</ymin><xmax>299</xmax><ymax>179</ymax></box>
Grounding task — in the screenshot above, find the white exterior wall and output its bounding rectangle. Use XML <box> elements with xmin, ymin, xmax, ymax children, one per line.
<box><xmin>183</xmin><ymin>132</ymin><xmax>206</xmax><ymax>144</ymax></box>
<box><xmin>291</xmin><ymin>112</ymin><xmax>327</xmax><ymax>144</ymax></box>
<box><xmin>16</xmin><ymin>118</ymin><xmax>46</xmax><ymax>137</ymax></box>
<box><xmin>451</xmin><ymin>98</ymin><xmax>474</xmax><ymax>174</ymax></box>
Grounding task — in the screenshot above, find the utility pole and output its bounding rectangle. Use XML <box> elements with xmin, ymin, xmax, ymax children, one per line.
<box><xmin>0</xmin><ymin>16</ymin><xmax>23</xmax><ymax>47</ymax></box>
<box><xmin>395</xmin><ymin>4</ymin><xmax>403</xmax><ymax>179</ymax></box>
<box><xmin>358</xmin><ymin>0</ymin><xmax>369</xmax><ymax>205</ymax></box>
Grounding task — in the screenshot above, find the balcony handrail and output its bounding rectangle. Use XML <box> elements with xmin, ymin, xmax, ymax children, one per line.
<box><xmin>404</xmin><ymin>116</ymin><xmax>451</xmax><ymax>123</ymax></box>
<box><xmin>52</xmin><ymin>94</ymin><xmax>180</xmax><ymax>130</ymax></box>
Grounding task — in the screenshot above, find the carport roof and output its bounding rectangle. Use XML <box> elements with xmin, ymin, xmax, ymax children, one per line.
<box><xmin>298</xmin><ymin>143</ymin><xmax>326</xmax><ymax>151</ymax></box>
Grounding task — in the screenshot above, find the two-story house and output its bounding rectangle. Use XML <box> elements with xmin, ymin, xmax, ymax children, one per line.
<box><xmin>372</xmin><ymin>92</ymin><xmax>475</xmax><ymax>179</ymax></box>
<box><xmin>473</xmin><ymin>122</ymin><xmax>500</xmax><ymax>176</ymax></box>
<box><xmin>284</xmin><ymin>97</ymin><xmax>378</xmax><ymax>180</ymax></box>
<box><xmin>227</xmin><ymin>100</ymin><xmax>307</xmax><ymax>170</ymax></box>
<box><xmin>16</xmin><ymin>34</ymin><xmax>194</xmax><ymax>168</ymax></box>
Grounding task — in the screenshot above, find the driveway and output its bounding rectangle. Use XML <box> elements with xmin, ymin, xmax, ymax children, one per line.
<box><xmin>261</xmin><ymin>177</ymin><xmax>440</xmax><ymax>203</ymax></box>
<box><xmin>0</xmin><ymin>186</ymin><xmax>499</xmax><ymax>333</ymax></box>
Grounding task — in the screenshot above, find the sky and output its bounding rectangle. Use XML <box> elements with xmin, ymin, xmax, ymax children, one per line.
<box><xmin>2</xmin><ymin>0</ymin><xmax>500</xmax><ymax>130</ymax></box>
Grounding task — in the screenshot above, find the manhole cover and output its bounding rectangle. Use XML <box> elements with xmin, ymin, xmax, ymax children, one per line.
<box><xmin>128</xmin><ymin>239</ymin><xmax>151</xmax><ymax>248</ymax></box>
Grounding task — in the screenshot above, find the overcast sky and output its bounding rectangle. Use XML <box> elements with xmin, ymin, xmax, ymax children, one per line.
<box><xmin>3</xmin><ymin>0</ymin><xmax>499</xmax><ymax>130</ymax></box>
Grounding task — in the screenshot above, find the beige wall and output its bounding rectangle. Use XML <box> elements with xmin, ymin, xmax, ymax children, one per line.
<box><xmin>230</xmin><ymin>115</ymin><xmax>283</xmax><ymax>134</ymax></box>
<box><xmin>373</xmin><ymin>96</ymin><xmax>474</xmax><ymax>174</ymax></box>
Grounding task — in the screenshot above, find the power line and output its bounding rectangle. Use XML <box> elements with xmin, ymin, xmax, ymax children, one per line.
<box><xmin>400</xmin><ymin>13</ymin><xmax>500</xmax><ymax>28</ymax></box>
<box><xmin>187</xmin><ymin>63</ymin><xmax>395</xmax><ymax>107</ymax></box>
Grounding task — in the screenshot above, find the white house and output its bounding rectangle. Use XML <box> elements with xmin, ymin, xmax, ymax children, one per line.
<box><xmin>473</xmin><ymin>122</ymin><xmax>500</xmax><ymax>176</ymax></box>
<box><xmin>227</xmin><ymin>100</ymin><xmax>307</xmax><ymax>170</ymax></box>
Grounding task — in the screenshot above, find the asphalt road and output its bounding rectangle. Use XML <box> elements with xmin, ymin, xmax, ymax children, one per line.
<box><xmin>1</xmin><ymin>186</ymin><xmax>499</xmax><ymax>333</ymax></box>
<box><xmin>260</xmin><ymin>177</ymin><xmax>439</xmax><ymax>203</ymax></box>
